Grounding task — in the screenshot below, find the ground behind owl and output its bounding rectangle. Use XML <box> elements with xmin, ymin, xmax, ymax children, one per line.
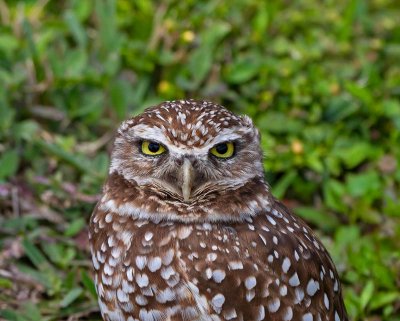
<box><xmin>0</xmin><ymin>1</ymin><xmax>399</xmax><ymax>320</ymax></box>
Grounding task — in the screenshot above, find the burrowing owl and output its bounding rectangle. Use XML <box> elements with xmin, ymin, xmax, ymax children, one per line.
<box><xmin>89</xmin><ymin>100</ymin><xmax>348</xmax><ymax>321</ymax></box>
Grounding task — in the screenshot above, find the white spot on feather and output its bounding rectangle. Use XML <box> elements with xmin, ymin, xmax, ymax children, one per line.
<box><xmin>289</xmin><ymin>272</ymin><xmax>300</xmax><ymax>286</ymax></box>
<box><xmin>245</xmin><ymin>276</ymin><xmax>257</xmax><ymax>290</ymax></box>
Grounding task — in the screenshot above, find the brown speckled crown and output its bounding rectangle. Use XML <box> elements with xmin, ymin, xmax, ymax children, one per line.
<box><xmin>89</xmin><ymin>100</ymin><xmax>348</xmax><ymax>321</ymax></box>
<box><xmin>118</xmin><ymin>100</ymin><xmax>253</xmax><ymax>148</ymax></box>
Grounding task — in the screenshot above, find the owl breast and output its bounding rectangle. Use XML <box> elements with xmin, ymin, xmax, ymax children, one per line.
<box><xmin>89</xmin><ymin>200</ymin><xmax>346</xmax><ymax>321</ymax></box>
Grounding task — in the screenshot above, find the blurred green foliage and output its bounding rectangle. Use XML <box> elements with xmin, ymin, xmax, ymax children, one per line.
<box><xmin>0</xmin><ymin>0</ymin><xmax>399</xmax><ymax>320</ymax></box>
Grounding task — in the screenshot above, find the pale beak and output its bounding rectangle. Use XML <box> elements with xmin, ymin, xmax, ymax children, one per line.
<box><xmin>181</xmin><ymin>158</ymin><xmax>194</xmax><ymax>202</ymax></box>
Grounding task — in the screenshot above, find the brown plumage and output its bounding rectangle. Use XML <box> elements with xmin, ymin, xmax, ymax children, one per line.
<box><xmin>89</xmin><ymin>100</ymin><xmax>348</xmax><ymax>321</ymax></box>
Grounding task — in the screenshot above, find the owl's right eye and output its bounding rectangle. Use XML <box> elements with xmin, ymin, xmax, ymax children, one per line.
<box><xmin>141</xmin><ymin>140</ymin><xmax>167</xmax><ymax>156</ymax></box>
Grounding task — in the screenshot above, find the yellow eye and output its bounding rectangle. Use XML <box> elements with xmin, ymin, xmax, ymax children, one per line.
<box><xmin>141</xmin><ymin>140</ymin><xmax>166</xmax><ymax>156</ymax></box>
<box><xmin>210</xmin><ymin>142</ymin><xmax>235</xmax><ymax>159</ymax></box>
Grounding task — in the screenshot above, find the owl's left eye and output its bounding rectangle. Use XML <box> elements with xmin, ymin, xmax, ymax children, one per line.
<box><xmin>141</xmin><ymin>140</ymin><xmax>167</xmax><ymax>156</ymax></box>
<box><xmin>210</xmin><ymin>142</ymin><xmax>235</xmax><ymax>159</ymax></box>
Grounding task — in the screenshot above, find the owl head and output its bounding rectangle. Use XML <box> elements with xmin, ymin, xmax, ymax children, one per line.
<box><xmin>104</xmin><ymin>100</ymin><xmax>270</xmax><ymax>222</ymax></box>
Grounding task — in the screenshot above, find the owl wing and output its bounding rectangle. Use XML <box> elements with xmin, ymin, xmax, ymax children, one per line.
<box><xmin>177</xmin><ymin>199</ymin><xmax>348</xmax><ymax>321</ymax></box>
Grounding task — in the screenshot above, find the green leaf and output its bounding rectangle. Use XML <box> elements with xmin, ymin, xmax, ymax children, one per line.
<box><xmin>64</xmin><ymin>10</ymin><xmax>87</xmax><ymax>47</ymax></box>
<box><xmin>225</xmin><ymin>55</ymin><xmax>261</xmax><ymax>84</ymax></box>
<box><xmin>0</xmin><ymin>277</ymin><xmax>13</xmax><ymax>289</ymax></box>
<box><xmin>0</xmin><ymin>310</ymin><xmax>26</xmax><ymax>321</ymax></box>
<box><xmin>0</xmin><ymin>149</ymin><xmax>19</xmax><ymax>180</ymax></box>
<box><xmin>60</xmin><ymin>287</ymin><xmax>83</xmax><ymax>308</ymax></box>
<box><xmin>323</xmin><ymin>179</ymin><xmax>346</xmax><ymax>211</ymax></box>
<box><xmin>345</xmin><ymin>81</ymin><xmax>373</xmax><ymax>106</ymax></box>
<box><xmin>64</xmin><ymin>218</ymin><xmax>86</xmax><ymax>237</ymax></box>
<box><xmin>346</xmin><ymin>171</ymin><xmax>381</xmax><ymax>198</ymax></box>
<box><xmin>295</xmin><ymin>207</ymin><xmax>339</xmax><ymax>230</ymax></box>
<box><xmin>110</xmin><ymin>79</ymin><xmax>130</xmax><ymax>119</ymax></box>
<box><xmin>257</xmin><ymin>112</ymin><xmax>303</xmax><ymax>134</ymax></box>
<box><xmin>369</xmin><ymin>292</ymin><xmax>400</xmax><ymax>310</ymax></box>
<box><xmin>272</xmin><ymin>170</ymin><xmax>296</xmax><ymax>199</ymax></box>
<box><xmin>36</xmin><ymin>140</ymin><xmax>95</xmax><ymax>175</ymax></box>
<box><xmin>22</xmin><ymin>239</ymin><xmax>49</xmax><ymax>271</ymax></box>
<box><xmin>20</xmin><ymin>303</ymin><xmax>42</xmax><ymax>321</ymax></box>
<box><xmin>12</xmin><ymin>120</ymin><xmax>39</xmax><ymax>141</ymax></box>
<box><xmin>81</xmin><ymin>270</ymin><xmax>98</xmax><ymax>300</ymax></box>
<box><xmin>360</xmin><ymin>280</ymin><xmax>374</xmax><ymax>310</ymax></box>
<box><xmin>187</xmin><ymin>22</ymin><xmax>230</xmax><ymax>86</ymax></box>
<box><xmin>336</xmin><ymin>142</ymin><xmax>377</xmax><ymax>168</ymax></box>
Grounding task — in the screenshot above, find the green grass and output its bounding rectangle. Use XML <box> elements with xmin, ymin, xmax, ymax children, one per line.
<box><xmin>1</xmin><ymin>0</ymin><xmax>400</xmax><ymax>320</ymax></box>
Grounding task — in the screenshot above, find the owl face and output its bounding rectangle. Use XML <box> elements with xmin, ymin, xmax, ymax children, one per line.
<box><xmin>109</xmin><ymin>100</ymin><xmax>264</xmax><ymax>204</ymax></box>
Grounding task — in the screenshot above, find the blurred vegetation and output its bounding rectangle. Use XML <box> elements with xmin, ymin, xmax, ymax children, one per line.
<box><xmin>0</xmin><ymin>0</ymin><xmax>399</xmax><ymax>320</ymax></box>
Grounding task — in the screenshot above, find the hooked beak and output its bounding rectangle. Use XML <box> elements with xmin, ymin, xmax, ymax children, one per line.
<box><xmin>181</xmin><ymin>158</ymin><xmax>194</xmax><ymax>202</ymax></box>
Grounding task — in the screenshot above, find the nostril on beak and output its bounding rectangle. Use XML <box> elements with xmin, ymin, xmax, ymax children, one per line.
<box><xmin>175</xmin><ymin>158</ymin><xmax>184</xmax><ymax>166</ymax></box>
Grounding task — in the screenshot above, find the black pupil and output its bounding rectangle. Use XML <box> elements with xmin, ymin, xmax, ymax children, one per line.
<box><xmin>216</xmin><ymin>143</ymin><xmax>228</xmax><ymax>154</ymax></box>
<box><xmin>148</xmin><ymin>142</ymin><xmax>160</xmax><ymax>153</ymax></box>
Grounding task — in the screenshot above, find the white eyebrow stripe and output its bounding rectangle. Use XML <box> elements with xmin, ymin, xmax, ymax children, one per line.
<box><xmin>124</xmin><ymin>124</ymin><xmax>252</xmax><ymax>156</ymax></box>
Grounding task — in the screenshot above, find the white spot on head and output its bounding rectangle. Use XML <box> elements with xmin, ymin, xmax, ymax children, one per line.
<box><xmin>303</xmin><ymin>313</ymin><xmax>313</xmax><ymax>321</ymax></box>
